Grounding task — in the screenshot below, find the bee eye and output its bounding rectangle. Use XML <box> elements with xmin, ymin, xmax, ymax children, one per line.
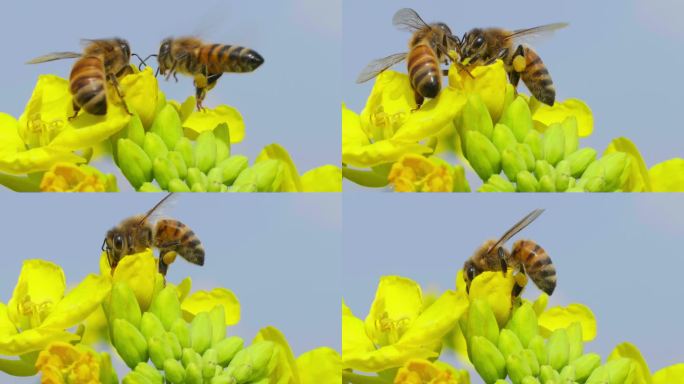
<box><xmin>113</xmin><ymin>234</ymin><xmax>124</xmax><ymax>250</ymax></box>
<box><xmin>467</xmin><ymin>266</ymin><xmax>476</xmax><ymax>281</ymax></box>
<box><xmin>473</xmin><ymin>36</ymin><xmax>485</xmax><ymax>48</ymax></box>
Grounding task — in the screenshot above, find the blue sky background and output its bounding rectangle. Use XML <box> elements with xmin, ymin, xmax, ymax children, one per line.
<box><xmin>0</xmin><ymin>0</ymin><xmax>341</xmax><ymax>191</ymax></box>
<box><xmin>343</xmin><ymin>0</ymin><xmax>684</xmax><ymax>190</ymax></box>
<box><xmin>0</xmin><ymin>194</ymin><xmax>340</xmax><ymax>381</ymax></box>
<box><xmin>343</xmin><ymin>194</ymin><xmax>684</xmax><ymax>379</ymax></box>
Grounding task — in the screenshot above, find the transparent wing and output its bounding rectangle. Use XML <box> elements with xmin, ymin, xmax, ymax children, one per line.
<box><xmin>26</xmin><ymin>51</ymin><xmax>81</xmax><ymax>64</ymax></box>
<box><xmin>356</xmin><ymin>52</ymin><xmax>407</xmax><ymax>83</ymax></box>
<box><xmin>81</xmin><ymin>38</ymin><xmax>116</xmax><ymax>46</ymax></box>
<box><xmin>506</xmin><ymin>22</ymin><xmax>568</xmax><ymax>44</ymax></box>
<box><xmin>137</xmin><ymin>193</ymin><xmax>178</xmax><ymax>226</ymax></box>
<box><xmin>392</xmin><ymin>8</ymin><xmax>429</xmax><ymax>32</ymax></box>
<box><xmin>487</xmin><ymin>209</ymin><xmax>545</xmax><ymax>254</ymax></box>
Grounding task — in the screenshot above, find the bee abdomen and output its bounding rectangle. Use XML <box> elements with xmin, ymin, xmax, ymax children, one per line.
<box><xmin>70</xmin><ymin>56</ymin><xmax>107</xmax><ymax>115</ymax></box>
<box><xmin>200</xmin><ymin>44</ymin><xmax>264</xmax><ymax>73</ymax></box>
<box><xmin>154</xmin><ymin>219</ymin><xmax>205</xmax><ymax>266</ymax></box>
<box><xmin>520</xmin><ymin>47</ymin><xmax>555</xmax><ymax>106</ymax></box>
<box><xmin>407</xmin><ymin>44</ymin><xmax>441</xmax><ymax>99</ymax></box>
<box><xmin>513</xmin><ymin>239</ymin><xmax>556</xmax><ymax>295</ymax></box>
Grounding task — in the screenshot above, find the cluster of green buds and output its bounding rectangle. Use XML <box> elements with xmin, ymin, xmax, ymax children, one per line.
<box><xmin>463</xmin><ymin>300</ymin><xmax>636</xmax><ymax>384</ymax></box>
<box><xmin>106</xmin><ymin>282</ymin><xmax>278</xmax><ymax>383</ymax></box>
<box><xmin>457</xmin><ymin>96</ymin><xmax>631</xmax><ymax>192</ymax></box>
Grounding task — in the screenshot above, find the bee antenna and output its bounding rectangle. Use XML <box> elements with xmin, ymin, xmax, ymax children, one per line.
<box><xmin>154</xmin><ymin>67</ymin><xmax>160</xmax><ymax>78</ymax></box>
<box><xmin>101</xmin><ymin>238</ymin><xmax>107</xmax><ymax>252</ymax></box>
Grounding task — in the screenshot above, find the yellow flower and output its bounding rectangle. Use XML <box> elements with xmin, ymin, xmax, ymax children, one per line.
<box><xmin>0</xmin><ymin>260</ymin><xmax>110</xmax><ymax>356</ymax></box>
<box><xmin>537</xmin><ymin>302</ymin><xmax>597</xmax><ymax>341</ymax></box>
<box><xmin>35</xmin><ymin>342</ymin><xmax>100</xmax><ymax>384</ymax></box>
<box><xmin>176</xmin><ymin>96</ymin><xmax>245</xmax><ymax>144</ymax></box>
<box><xmin>301</xmin><ymin>165</ymin><xmax>342</xmax><ymax>192</ymax></box>
<box><xmin>608</xmin><ymin>342</ymin><xmax>684</xmax><ymax>384</ymax></box>
<box><xmin>388</xmin><ymin>154</ymin><xmax>453</xmax><ymax>192</ymax></box>
<box><xmin>39</xmin><ymin>163</ymin><xmax>117</xmax><ymax>192</ymax></box>
<box><xmin>343</xmin><ymin>276</ymin><xmax>468</xmax><ymax>372</ymax></box>
<box><xmin>528</xmin><ymin>97</ymin><xmax>593</xmax><ymax>137</ymax></box>
<box><xmin>649</xmin><ymin>158</ymin><xmax>684</xmax><ymax>192</ymax></box>
<box><xmin>98</xmin><ymin>250</ymin><xmax>161</xmax><ymax>311</ymax></box>
<box><xmin>456</xmin><ymin>270</ymin><xmax>516</xmax><ymax>327</ymax></box>
<box><xmin>394</xmin><ymin>359</ymin><xmax>470</xmax><ymax>384</ymax></box>
<box><xmin>180</xmin><ymin>284</ymin><xmax>240</xmax><ymax>326</ymax></box>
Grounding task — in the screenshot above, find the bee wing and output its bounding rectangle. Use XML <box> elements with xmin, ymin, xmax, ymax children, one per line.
<box><xmin>487</xmin><ymin>209</ymin><xmax>545</xmax><ymax>254</ymax></box>
<box><xmin>505</xmin><ymin>23</ymin><xmax>569</xmax><ymax>45</ymax></box>
<box><xmin>392</xmin><ymin>8</ymin><xmax>430</xmax><ymax>32</ymax></box>
<box><xmin>26</xmin><ymin>51</ymin><xmax>82</xmax><ymax>64</ymax></box>
<box><xmin>356</xmin><ymin>52</ymin><xmax>407</xmax><ymax>83</ymax></box>
<box><xmin>137</xmin><ymin>193</ymin><xmax>178</xmax><ymax>227</ymax></box>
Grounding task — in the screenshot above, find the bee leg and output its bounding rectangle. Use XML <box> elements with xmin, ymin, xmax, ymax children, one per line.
<box><xmin>68</xmin><ymin>102</ymin><xmax>81</xmax><ymax>121</ymax></box>
<box><xmin>511</xmin><ymin>271</ymin><xmax>528</xmax><ymax>298</ymax></box>
<box><xmin>484</xmin><ymin>48</ymin><xmax>509</xmax><ymax>66</ymax></box>
<box><xmin>498</xmin><ymin>247</ymin><xmax>508</xmax><ymax>275</ymax></box>
<box><xmin>158</xmin><ymin>258</ymin><xmax>169</xmax><ymax>276</ymax></box>
<box><xmin>195</xmin><ymin>87</ymin><xmax>207</xmax><ymax>111</ymax></box>
<box><xmin>508</xmin><ymin>45</ymin><xmax>526</xmax><ymax>87</ymax></box>
<box><xmin>165</xmin><ymin>61</ymin><xmax>178</xmax><ymax>81</ymax></box>
<box><xmin>411</xmin><ymin>91</ymin><xmax>424</xmax><ymax>112</ymax></box>
<box><xmin>108</xmin><ymin>74</ymin><xmax>132</xmax><ymax>115</ymax></box>
<box><xmin>173</xmin><ymin>73</ymin><xmax>179</xmax><ymax>82</ymax></box>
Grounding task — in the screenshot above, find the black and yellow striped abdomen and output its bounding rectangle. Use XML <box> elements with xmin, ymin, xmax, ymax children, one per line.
<box><xmin>198</xmin><ymin>44</ymin><xmax>264</xmax><ymax>74</ymax></box>
<box><xmin>407</xmin><ymin>44</ymin><xmax>441</xmax><ymax>99</ymax></box>
<box><xmin>69</xmin><ymin>56</ymin><xmax>107</xmax><ymax>115</ymax></box>
<box><xmin>512</xmin><ymin>239</ymin><xmax>556</xmax><ymax>295</ymax></box>
<box><xmin>519</xmin><ymin>47</ymin><xmax>555</xmax><ymax>106</ymax></box>
<box><xmin>154</xmin><ymin>219</ymin><xmax>205</xmax><ymax>267</ymax></box>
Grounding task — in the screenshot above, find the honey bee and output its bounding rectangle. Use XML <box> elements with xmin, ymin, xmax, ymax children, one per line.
<box><xmin>153</xmin><ymin>37</ymin><xmax>264</xmax><ymax>110</ymax></box>
<box><xmin>102</xmin><ymin>193</ymin><xmax>205</xmax><ymax>276</ymax></box>
<box><xmin>27</xmin><ymin>38</ymin><xmax>140</xmax><ymax>118</ymax></box>
<box><xmin>459</xmin><ymin>23</ymin><xmax>568</xmax><ymax>106</ymax></box>
<box><xmin>356</xmin><ymin>8</ymin><xmax>463</xmax><ymax>108</ymax></box>
<box><xmin>462</xmin><ymin>209</ymin><xmax>556</xmax><ymax>297</ymax></box>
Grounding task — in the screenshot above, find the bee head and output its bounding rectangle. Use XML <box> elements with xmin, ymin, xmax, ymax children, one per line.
<box><xmin>432</xmin><ymin>22</ymin><xmax>457</xmax><ymax>51</ymax></box>
<box><xmin>461</xmin><ymin>28</ymin><xmax>487</xmax><ymax>60</ymax></box>
<box><xmin>116</xmin><ymin>38</ymin><xmax>131</xmax><ymax>60</ymax></box>
<box><xmin>157</xmin><ymin>38</ymin><xmax>173</xmax><ymax>74</ymax></box>
<box><xmin>462</xmin><ymin>259</ymin><xmax>478</xmax><ymax>294</ymax></box>
<box><xmin>104</xmin><ymin>228</ymin><xmax>126</xmax><ymax>269</ymax></box>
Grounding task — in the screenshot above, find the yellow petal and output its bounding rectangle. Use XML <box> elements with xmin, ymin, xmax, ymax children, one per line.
<box><xmin>399</xmin><ymin>290</ymin><xmax>468</xmax><ymax>347</ymax></box>
<box><xmin>533</xmin><ymin>293</ymin><xmax>549</xmax><ymax>316</ymax></box>
<box><xmin>296</xmin><ymin>347</ymin><xmax>341</xmax><ymax>384</ymax></box>
<box><xmin>18</xmin><ymin>75</ymin><xmax>72</xmax><ymax>148</ymax></box>
<box><xmin>529</xmin><ymin>98</ymin><xmax>594</xmax><ymax>137</ymax></box>
<box><xmin>99</xmin><ymin>252</ymin><xmax>111</xmax><ymax>276</ymax></box>
<box><xmin>41</xmin><ymin>274</ymin><xmax>111</xmax><ymax>329</ymax></box>
<box><xmin>608</xmin><ymin>342</ymin><xmax>652</xmax><ymax>384</ymax></box>
<box><xmin>342</xmin><ymin>301</ymin><xmax>376</xmax><ymax>357</ymax></box>
<box><xmin>177</xmin><ymin>277</ymin><xmax>192</xmax><ymax>302</ymax></box>
<box><xmin>0</xmin><ymin>327</ymin><xmax>78</xmax><ymax>356</ymax></box>
<box><xmin>183</xmin><ymin>105</ymin><xmax>245</xmax><ymax>143</ymax></box>
<box><xmin>343</xmin><ymin>139</ymin><xmax>432</xmax><ymax>169</ymax></box>
<box><xmin>301</xmin><ymin>165</ymin><xmax>342</xmax><ymax>192</ymax></box>
<box><xmin>47</xmin><ymin>107</ymin><xmax>130</xmax><ymax>151</ymax></box>
<box><xmin>120</xmin><ymin>67</ymin><xmax>159</xmax><ymax>127</ymax></box>
<box><xmin>7</xmin><ymin>260</ymin><xmax>66</xmax><ymax>326</ymax></box>
<box><xmin>255</xmin><ymin>143</ymin><xmax>302</xmax><ymax>192</ymax></box>
<box><xmin>468</xmin><ymin>271</ymin><xmax>516</xmax><ymax>327</ymax></box>
<box><xmin>360</xmin><ymin>71</ymin><xmax>416</xmax><ymax>141</ymax></box>
<box><xmin>342</xmin><ymin>344</ymin><xmax>436</xmax><ymax>373</ymax></box>
<box><xmin>604</xmin><ymin>137</ymin><xmax>650</xmax><ymax>192</ymax></box>
<box><xmin>0</xmin><ymin>147</ymin><xmax>85</xmax><ymax>175</ymax></box>
<box><xmin>253</xmin><ymin>326</ymin><xmax>300</xmax><ymax>383</ymax></box>
<box><xmin>111</xmin><ymin>250</ymin><xmax>157</xmax><ymax>311</ymax></box>
<box><xmin>181</xmin><ymin>288</ymin><xmax>240</xmax><ymax>326</ymax></box>
<box><xmin>80</xmin><ymin>306</ymin><xmax>109</xmax><ymax>345</ymax></box>
<box><xmin>364</xmin><ymin>276</ymin><xmax>423</xmax><ymax>347</ymax></box>
<box><xmin>342</xmin><ymin>104</ymin><xmax>370</xmax><ymax>149</ymax></box>
<box><xmin>0</xmin><ymin>303</ymin><xmax>17</xmax><ymax>339</ymax></box>
<box><xmin>449</xmin><ymin>61</ymin><xmax>508</xmax><ymax>121</ymax></box>
<box><xmin>653</xmin><ymin>364</ymin><xmax>684</xmax><ymax>384</ymax></box>
<box><xmin>0</xmin><ymin>113</ymin><xmax>24</xmax><ymax>153</ymax></box>
<box><xmin>649</xmin><ymin>158</ymin><xmax>684</xmax><ymax>192</ymax></box>
<box><xmin>538</xmin><ymin>303</ymin><xmax>597</xmax><ymax>341</ymax></box>
<box><xmin>392</xmin><ymin>88</ymin><xmax>467</xmax><ymax>142</ymax></box>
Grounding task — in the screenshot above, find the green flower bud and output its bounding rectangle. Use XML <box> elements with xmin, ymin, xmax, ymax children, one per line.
<box><xmin>524</xmin><ymin>130</ymin><xmax>543</xmax><ymax>161</ymax></box>
<box><xmin>502</xmin><ymin>148</ymin><xmax>528</xmax><ymax>182</ymax></box>
<box><xmin>507</xmin><ymin>352</ymin><xmax>533</xmax><ymax>384</ymax></box>
<box><xmin>231</xmin><ymin>160</ymin><xmax>284</xmax><ymax>192</ymax></box>
<box><xmin>202</xmin><ymin>348</ymin><xmax>218</xmax><ymax>380</ymax></box>
<box><xmin>547</xmin><ymin>328</ymin><xmax>570</xmax><ymax>371</ymax></box>
<box><xmin>149</xmin><ymin>286</ymin><xmax>181</xmax><ymax>331</ymax></box>
<box><xmin>208</xmin><ymin>306</ymin><xmax>226</xmax><ymax>345</ymax></box>
<box><xmin>182</xmin><ymin>348</ymin><xmax>202</xmax><ymax>369</ymax></box>
<box><xmin>168</xmin><ymin>178</ymin><xmax>191</xmax><ymax>192</ymax></box>
<box><xmin>555</xmin><ymin>160</ymin><xmax>571</xmax><ymax>176</ymax></box>
<box><xmin>165</xmin><ymin>332</ymin><xmax>182</xmax><ymax>360</ymax></box>
<box><xmin>584</xmin><ymin>176</ymin><xmax>605</xmax><ymax>192</ymax></box>
<box><xmin>190</xmin><ymin>312</ymin><xmax>213</xmax><ymax>354</ymax></box>
<box><xmin>135</xmin><ymin>363</ymin><xmax>163</xmax><ymax>383</ymax></box>
<box><xmin>143</xmin><ymin>132</ymin><xmax>169</xmax><ymax>162</ymax></box>
<box><xmin>528</xmin><ymin>335</ymin><xmax>548</xmax><ymax>366</ymax></box>
<box><xmin>539</xmin><ymin>175</ymin><xmax>556</xmax><ymax>192</ymax></box>
<box><xmin>149</xmin><ymin>336</ymin><xmax>174</xmax><ymax>370</ymax></box>
<box><xmin>498</xmin><ymin>329</ymin><xmax>524</xmax><ymax>359</ymax></box>
<box><xmin>559</xmin><ymin>365</ymin><xmax>576</xmax><ymax>381</ymax></box>
<box><xmin>480</xmin><ymin>175</ymin><xmax>516</xmax><ymax>192</ymax></box>
<box><xmin>564</xmin><ymin>148</ymin><xmax>596</xmax><ymax>178</ymax></box>
<box><xmin>604</xmin><ymin>358</ymin><xmax>633</xmax><ymax>384</ymax></box>
<box><xmin>185</xmin><ymin>362</ymin><xmax>203</xmax><ymax>384</ymax></box>
<box><xmin>140</xmin><ymin>312</ymin><xmax>166</xmax><ymax>341</ymax></box>
<box><xmin>216</xmin><ymin>140</ymin><xmax>230</xmax><ymax>164</ymax></box>
<box><xmin>215</xmin><ymin>336</ymin><xmax>244</xmax><ymax>367</ymax></box>
<box><xmin>155</xmin><ymin>91</ymin><xmax>167</xmax><ymax>117</ymax></box>
<box><xmin>495</xmin><ymin>381</ymin><xmax>508</xmax><ymax>384</ymax></box>
<box><xmin>217</xmin><ymin>156</ymin><xmax>249</xmax><ymax>186</ymax></box>
<box><xmin>534</xmin><ymin>160</ymin><xmax>555</xmax><ymax>181</ymax></box>
<box><xmin>516</xmin><ymin>171</ymin><xmax>539</xmax><ymax>192</ymax></box>
<box><xmin>600</xmin><ymin>152</ymin><xmax>630</xmax><ymax>191</ymax></box>
<box><xmin>164</xmin><ymin>358</ymin><xmax>186</xmax><ymax>384</ymax></box>
<box><xmin>466</xmin><ymin>130</ymin><xmax>501</xmax><ymax>181</ymax></box>
<box><xmin>542</xmin><ymin>123</ymin><xmax>565</xmax><ymax>166</ymax></box>
<box><xmin>109</xmin><ymin>282</ymin><xmax>142</xmax><ymax>329</ymax></box>
<box><xmin>153</xmin><ymin>156</ymin><xmax>180</xmax><ymax>191</ymax></box>
<box><xmin>196</xmin><ymin>131</ymin><xmax>218</xmax><ymax>173</ymax></box>
<box><xmin>500</xmin><ymin>96</ymin><xmax>533</xmax><ymax>142</ymax></box>
<box><xmin>168</xmin><ymin>151</ymin><xmax>188</xmax><ymax>180</ymax></box>
<box><xmin>567</xmin><ymin>322</ymin><xmax>583</xmax><ymax>362</ymax></box>
<box><xmin>492</xmin><ymin>123</ymin><xmax>517</xmax><ymax>152</ymax></box>
<box><xmin>220</xmin><ymin>184</ymin><xmax>228</xmax><ymax>192</ymax></box>
<box><xmin>462</xmin><ymin>94</ymin><xmax>494</xmax><ymax>139</ymax></box>
<box><xmin>522</xmin><ymin>349</ymin><xmax>540</xmax><ymax>377</ymax></box>
<box><xmin>467</xmin><ymin>299</ymin><xmax>500</xmax><ymax>349</ymax></box>
<box><xmin>191</xmin><ymin>182</ymin><xmax>207</xmax><ymax>192</ymax></box>
<box><xmin>506</xmin><ymin>303</ymin><xmax>538</xmax><ymax>347</ymax></box>
<box><xmin>113</xmin><ymin>318</ymin><xmax>148</xmax><ymax>369</ymax></box>
<box><xmin>99</xmin><ymin>352</ymin><xmax>119</xmax><ymax>384</ymax></box>
<box><xmin>570</xmin><ymin>353</ymin><xmax>601</xmax><ymax>382</ymax></box>
<box><xmin>470</xmin><ymin>336</ymin><xmax>507</xmax><ymax>384</ymax></box>
<box><xmin>513</xmin><ymin>143</ymin><xmax>536</xmax><ymax>171</ymax></box>
<box><xmin>539</xmin><ymin>365</ymin><xmax>560</xmax><ymax>383</ymax></box>
<box><xmin>561</xmin><ymin>117</ymin><xmax>579</xmax><ymax>157</ymax></box>
<box><xmin>122</xmin><ymin>372</ymin><xmax>154</xmax><ymax>384</ymax></box>
<box><xmin>555</xmin><ymin>173</ymin><xmax>570</xmax><ymax>192</ymax></box>
<box><xmin>138</xmin><ymin>182</ymin><xmax>162</xmax><ymax>192</ymax></box>
<box><xmin>171</xmin><ymin>319</ymin><xmax>191</xmax><ymax>349</ymax></box>
<box><xmin>225</xmin><ymin>341</ymin><xmax>277</xmax><ymax>383</ymax></box>
<box><xmin>186</xmin><ymin>167</ymin><xmax>208</xmax><ymax>190</ymax></box>
<box><xmin>452</xmin><ymin>164</ymin><xmax>471</xmax><ymax>192</ymax></box>
<box><xmin>211</xmin><ymin>375</ymin><xmax>234</xmax><ymax>384</ymax></box>
<box><xmin>207</xmin><ymin>168</ymin><xmax>224</xmax><ymax>192</ymax></box>
<box><xmin>127</xmin><ymin>113</ymin><xmax>146</xmax><ymax>148</ymax></box>
<box><xmin>118</xmin><ymin>138</ymin><xmax>153</xmax><ymax>190</ymax></box>
<box><xmin>150</xmin><ymin>104</ymin><xmax>183</xmax><ymax>150</ymax></box>
<box><xmin>175</xmin><ymin>137</ymin><xmax>195</xmax><ymax>168</ymax></box>
<box><xmin>521</xmin><ymin>377</ymin><xmax>541</xmax><ymax>384</ymax></box>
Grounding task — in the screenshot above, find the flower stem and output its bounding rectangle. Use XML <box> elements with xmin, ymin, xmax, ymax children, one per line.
<box><xmin>343</xmin><ymin>371</ymin><xmax>392</xmax><ymax>384</ymax></box>
<box><xmin>0</xmin><ymin>358</ymin><xmax>37</xmax><ymax>377</ymax></box>
<box><xmin>342</xmin><ymin>167</ymin><xmax>389</xmax><ymax>188</ymax></box>
<box><xmin>0</xmin><ymin>173</ymin><xmax>41</xmax><ymax>192</ymax></box>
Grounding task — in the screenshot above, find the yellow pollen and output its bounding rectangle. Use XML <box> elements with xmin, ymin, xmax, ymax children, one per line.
<box><xmin>23</xmin><ymin>114</ymin><xmax>65</xmax><ymax>148</ymax></box>
<box><xmin>18</xmin><ymin>294</ymin><xmax>53</xmax><ymax>329</ymax></box>
<box><xmin>375</xmin><ymin>312</ymin><xmax>411</xmax><ymax>345</ymax></box>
